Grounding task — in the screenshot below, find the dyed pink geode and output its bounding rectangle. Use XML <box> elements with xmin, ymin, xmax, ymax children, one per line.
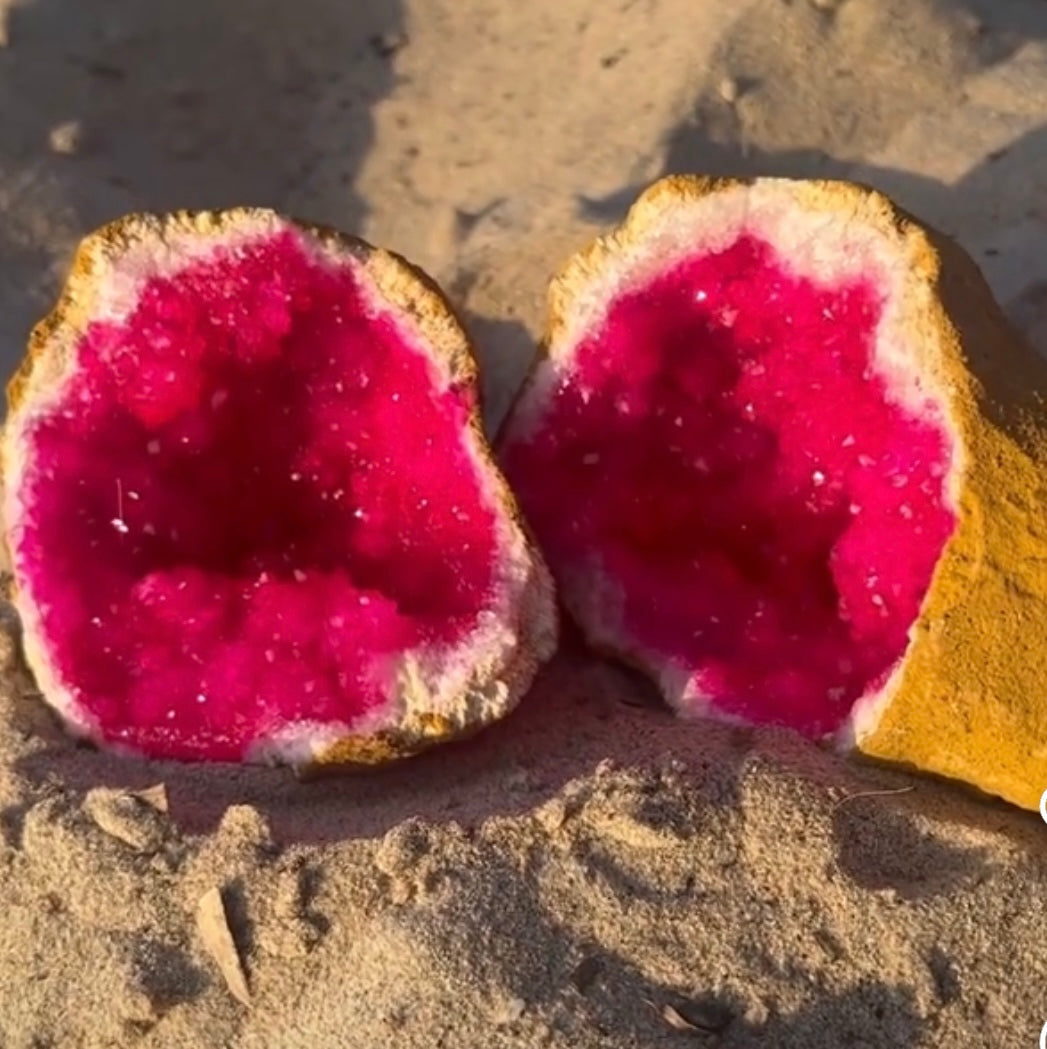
<box><xmin>501</xmin><ymin>210</ymin><xmax>957</xmax><ymax>738</ymax></box>
<box><xmin>4</xmin><ymin>213</ymin><xmax>554</xmax><ymax>765</ymax></box>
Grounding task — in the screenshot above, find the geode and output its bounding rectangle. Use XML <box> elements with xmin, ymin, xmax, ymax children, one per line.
<box><xmin>3</xmin><ymin>210</ymin><xmax>556</xmax><ymax>768</ymax></box>
<box><xmin>500</xmin><ymin>175</ymin><xmax>1047</xmax><ymax>810</ymax></box>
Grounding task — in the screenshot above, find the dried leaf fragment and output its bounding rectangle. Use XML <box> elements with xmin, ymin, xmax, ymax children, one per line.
<box><xmin>197</xmin><ymin>887</ymin><xmax>251</xmax><ymax>1006</ymax></box>
<box><xmin>137</xmin><ymin>782</ymin><xmax>169</xmax><ymax>813</ymax></box>
<box><xmin>647</xmin><ymin>998</ymin><xmax>734</xmax><ymax>1037</ymax></box>
<box><xmin>661</xmin><ymin>1003</ymin><xmax>703</xmax><ymax>1033</ymax></box>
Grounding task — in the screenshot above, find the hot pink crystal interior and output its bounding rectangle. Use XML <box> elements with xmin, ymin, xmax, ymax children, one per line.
<box><xmin>16</xmin><ymin>228</ymin><xmax>500</xmax><ymax>761</ymax></box>
<box><xmin>502</xmin><ymin>234</ymin><xmax>956</xmax><ymax>736</ymax></box>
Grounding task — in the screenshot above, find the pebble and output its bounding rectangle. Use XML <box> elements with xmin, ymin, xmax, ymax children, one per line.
<box><xmin>48</xmin><ymin>120</ymin><xmax>86</xmax><ymax>156</ymax></box>
<box><xmin>83</xmin><ymin>787</ymin><xmax>169</xmax><ymax>853</ymax></box>
<box><xmin>717</xmin><ymin>76</ymin><xmax>740</xmax><ymax>104</ymax></box>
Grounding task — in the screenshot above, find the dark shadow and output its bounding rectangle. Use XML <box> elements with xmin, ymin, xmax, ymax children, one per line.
<box><xmin>832</xmin><ymin>802</ymin><xmax>991</xmax><ymax>900</ymax></box>
<box><xmin>390</xmin><ymin>847</ymin><xmax>926</xmax><ymax>1047</ymax></box>
<box><xmin>927</xmin><ymin>945</ymin><xmax>962</xmax><ymax>1006</ymax></box>
<box><xmin>459</xmin><ymin>309</ymin><xmax>539</xmax><ymax>433</ymax></box>
<box><xmin>220</xmin><ymin>877</ymin><xmax>257</xmax><ymax>965</ymax></box>
<box><xmin>726</xmin><ymin>982</ymin><xmax>924</xmax><ymax>1048</ymax></box>
<box><xmin>295</xmin><ymin>861</ymin><xmax>332</xmax><ymax>939</ymax></box>
<box><xmin>128</xmin><ymin>937</ymin><xmax>210</xmax><ymax>1013</ymax></box>
<box><xmin>0</xmin><ymin>0</ymin><xmax>405</xmax><ymax>382</ymax></box>
<box><xmin>0</xmin><ymin>799</ymin><xmax>29</xmax><ymax>849</ymax></box>
<box><xmin>6</xmin><ymin>645</ymin><xmax>750</xmax><ymax>844</ymax></box>
<box><xmin>580</xmin><ymin>844</ymin><xmax>692</xmax><ymax>907</ymax></box>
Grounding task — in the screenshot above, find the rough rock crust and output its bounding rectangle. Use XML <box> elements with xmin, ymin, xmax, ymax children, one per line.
<box><xmin>3</xmin><ymin>208</ymin><xmax>558</xmax><ymax>772</ymax></box>
<box><xmin>501</xmin><ymin>175</ymin><xmax>1047</xmax><ymax>812</ymax></box>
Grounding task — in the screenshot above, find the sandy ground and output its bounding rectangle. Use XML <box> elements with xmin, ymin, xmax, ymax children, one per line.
<box><xmin>3</xmin><ymin>0</ymin><xmax>1047</xmax><ymax>1046</ymax></box>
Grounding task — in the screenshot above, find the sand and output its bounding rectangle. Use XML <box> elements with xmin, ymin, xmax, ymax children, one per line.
<box><xmin>2</xmin><ymin>0</ymin><xmax>1047</xmax><ymax>1046</ymax></box>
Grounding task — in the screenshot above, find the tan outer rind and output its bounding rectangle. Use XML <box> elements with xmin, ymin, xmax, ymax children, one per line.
<box><xmin>502</xmin><ymin>175</ymin><xmax>1047</xmax><ymax>812</ymax></box>
<box><xmin>3</xmin><ymin>208</ymin><xmax>557</xmax><ymax>772</ymax></box>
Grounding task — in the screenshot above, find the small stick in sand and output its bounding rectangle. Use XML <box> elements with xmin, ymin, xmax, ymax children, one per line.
<box><xmin>831</xmin><ymin>785</ymin><xmax>915</xmax><ymax>812</ymax></box>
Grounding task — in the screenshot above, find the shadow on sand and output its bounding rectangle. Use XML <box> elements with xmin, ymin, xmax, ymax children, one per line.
<box><xmin>0</xmin><ymin>0</ymin><xmax>405</xmax><ymax>378</ymax></box>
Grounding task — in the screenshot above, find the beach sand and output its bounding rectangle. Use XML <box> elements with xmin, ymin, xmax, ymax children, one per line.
<box><xmin>2</xmin><ymin>0</ymin><xmax>1047</xmax><ymax>1045</ymax></box>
